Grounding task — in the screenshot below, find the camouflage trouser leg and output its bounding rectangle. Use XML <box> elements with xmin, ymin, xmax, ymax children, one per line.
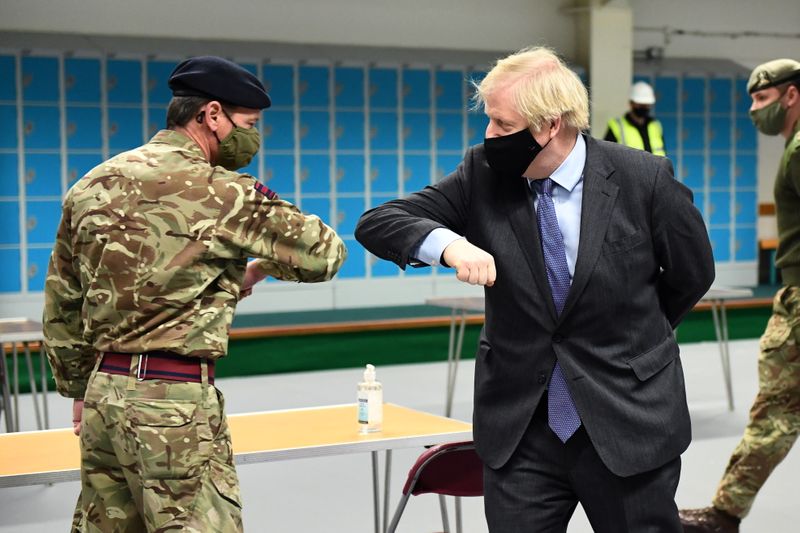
<box><xmin>713</xmin><ymin>285</ymin><xmax>800</xmax><ymax>518</ymax></box>
<box><xmin>72</xmin><ymin>365</ymin><xmax>243</xmax><ymax>532</ymax></box>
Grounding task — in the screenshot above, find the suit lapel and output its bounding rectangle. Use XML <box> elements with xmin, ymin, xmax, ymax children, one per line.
<box><xmin>504</xmin><ymin>177</ymin><xmax>558</xmax><ymax>321</ymax></box>
<box><xmin>558</xmin><ymin>137</ymin><xmax>618</xmax><ymax>321</ymax></box>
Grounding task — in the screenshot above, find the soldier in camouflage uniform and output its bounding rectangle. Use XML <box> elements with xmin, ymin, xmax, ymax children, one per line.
<box><xmin>681</xmin><ymin>59</ymin><xmax>800</xmax><ymax>533</ymax></box>
<box><xmin>42</xmin><ymin>56</ymin><xmax>346</xmax><ymax>532</ymax></box>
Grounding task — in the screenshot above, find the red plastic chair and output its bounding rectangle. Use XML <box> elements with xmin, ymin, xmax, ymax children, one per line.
<box><xmin>387</xmin><ymin>441</ymin><xmax>483</xmax><ymax>533</ymax></box>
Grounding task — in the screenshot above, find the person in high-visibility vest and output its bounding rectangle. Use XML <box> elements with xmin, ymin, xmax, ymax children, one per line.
<box><xmin>604</xmin><ymin>81</ymin><xmax>666</xmax><ymax>156</ymax></box>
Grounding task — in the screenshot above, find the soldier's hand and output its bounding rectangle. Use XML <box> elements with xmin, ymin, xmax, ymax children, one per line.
<box><xmin>443</xmin><ymin>239</ymin><xmax>496</xmax><ymax>287</ymax></box>
<box><xmin>72</xmin><ymin>399</ymin><xmax>84</xmax><ymax>436</ymax></box>
<box><xmin>240</xmin><ymin>261</ymin><xmax>268</xmax><ymax>299</ymax></box>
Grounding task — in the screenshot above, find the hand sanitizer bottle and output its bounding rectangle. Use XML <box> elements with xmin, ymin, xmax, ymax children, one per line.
<box><xmin>358</xmin><ymin>364</ymin><xmax>383</xmax><ymax>434</ymax></box>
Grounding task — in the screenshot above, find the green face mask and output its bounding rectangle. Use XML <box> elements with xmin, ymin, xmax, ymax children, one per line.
<box><xmin>216</xmin><ymin>111</ymin><xmax>261</xmax><ymax>171</ymax></box>
<box><xmin>749</xmin><ymin>98</ymin><xmax>787</xmax><ymax>136</ymax></box>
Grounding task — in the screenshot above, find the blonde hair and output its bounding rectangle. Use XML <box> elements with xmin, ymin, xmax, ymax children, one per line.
<box><xmin>474</xmin><ymin>46</ymin><xmax>589</xmax><ymax>132</ymax></box>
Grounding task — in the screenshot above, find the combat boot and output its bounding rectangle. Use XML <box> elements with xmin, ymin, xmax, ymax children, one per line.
<box><xmin>679</xmin><ymin>506</ymin><xmax>740</xmax><ymax>533</ymax></box>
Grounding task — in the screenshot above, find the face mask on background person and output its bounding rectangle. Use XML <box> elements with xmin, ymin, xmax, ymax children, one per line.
<box><xmin>215</xmin><ymin>110</ymin><xmax>261</xmax><ymax>171</ymax></box>
<box><xmin>484</xmin><ymin>127</ymin><xmax>552</xmax><ymax>178</ymax></box>
<box><xmin>631</xmin><ymin>106</ymin><xmax>651</xmax><ymax>119</ymax></box>
<box><xmin>750</xmin><ymin>93</ymin><xmax>788</xmax><ymax>136</ymax></box>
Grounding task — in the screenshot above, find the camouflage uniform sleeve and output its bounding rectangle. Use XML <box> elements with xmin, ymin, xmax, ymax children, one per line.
<box><xmin>215</xmin><ymin>174</ymin><xmax>347</xmax><ymax>282</ymax></box>
<box><xmin>42</xmin><ymin>195</ymin><xmax>95</xmax><ymax>398</ymax></box>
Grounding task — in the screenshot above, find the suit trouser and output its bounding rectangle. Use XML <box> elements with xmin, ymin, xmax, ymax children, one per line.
<box><xmin>713</xmin><ymin>285</ymin><xmax>800</xmax><ymax>518</ymax></box>
<box><xmin>72</xmin><ymin>359</ymin><xmax>243</xmax><ymax>532</ymax></box>
<box><xmin>483</xmin><ymin>398</ymin><xmax>682</xmax><ymax>533</ymax></box>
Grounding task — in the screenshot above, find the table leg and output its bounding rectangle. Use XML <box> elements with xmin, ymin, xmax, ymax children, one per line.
<box><xmin>382</xmin><ymin>450</ymin><xmax>392</xmax><ymax>533</ymax></box>
<box><xmin>372</xmin><ymin>451</ymin><xmax>380</xmax><ymax>533</ymax></box>
<box><xmin>710</xmin><ymin>300</ymin><xmax>734</xmax><ymax>411</ymax></box>
<box><xmin>23</xmin><ymin>342</ymin><xmax>43</xmax><ymax>430</ymax></box>
<box><xmin>12</xmin><ymin>343</ymin><xmax>19</xmax><ymax>431</ymax></box>
<box><xmin>0</xmin><ymin>342</ymin><xmax>15</xmax><ymax>432</ymax></box>
<box><xmin>445</xmin><ymin>310</ymin><xmax>457</xmax><ymax>417</ymax></box>
<box><xmin>40</xmin><ymin>347</ymin><xmax>49</xmax><ymax>429</ymax></box>
<box><xmin>445</xmin><ymin>311</ymin><xmax>467</xmax><ymax>418</ymax></box>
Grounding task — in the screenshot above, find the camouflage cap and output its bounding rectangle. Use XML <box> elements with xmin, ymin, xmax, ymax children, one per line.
<box><xmin>748</xmin><ymin>58</ymin><xmax>800</xmax><ymax>94</ymax></box>
<box><xmin>168</xmin><ymin>56</ymin><xmax>271</xmax><ymax>109</ymax></box>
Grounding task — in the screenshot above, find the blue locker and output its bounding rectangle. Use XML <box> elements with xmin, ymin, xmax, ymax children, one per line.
<box><xmin>708</xmin><ymin>155</ymin><xmax>731</xmax><ymax>189</ymax></box>
<box><xmin>0</xmin><ymin>248</ymin><xmax>21</xmax><ymax>292</ymax></box>
<box><xmin>26</xmin><ymin>199</ymin><xmax>62</xmax><ymax>244</ymax></box>
<box><xmin>709</xmin><ymin>191</ymin><xmax>730</xmax><ymax>225</ymax></box>
<box><xmin>368</xmin><ymin>68</ymin><xmax>398</xmax><ymax>109</ymax></box>
<box><xmin>708</xmin><ymin>116</ymin><xmax>731</xmax><ymax>151</ymax></box>
<box><xmin>436</xmin><ymin>70</ymin><xmax>464</xmax><ymax>111</ymax></box>
<box><xmin>734</xmin><ymin>227</ymin><xmax>757</xmax><ymax>261</ymax></box>
<box><xmin>148</xmin><ymin>106</ymin><xmax>167</xmax><ymax>138</ymax></box>
<box><xmin>108</xmin><ymin>107</ymin><xmax>143</xmax><ymax>150</ymax></box>
<box><xmin>403</xmin><ymin>154</ymin><xmax>431</xmax><ymax>192</ymax></box>
<box><xmin>338</xmin><ymin>239</ymin><xmax>366</xmax><ymax>278</ymax></box>
<box><xmin>263</xmin><ymin>154</ymin><xmax>295</xmax><ymax>195</ymax></box>
<box><xmin>335</xmin><ymin>111</ymin><xmax>365</xmax><ymax>150</ymax></box>
<box><xmin>369</xmin><ymin>111</ymin><xmax>398</xmax><ymax>150</ymax></box>
<box><xmin>67</xmin><ymin>153</ymin><xmax>103</xmax><ymax>188</ymax></box>
<box><xmin>708</xmin><ymin>78</ymin><xmax>732</xmax><ymax>114</ymax></box>
<box><xmin>300</xmin><ymin>197</ymin><xmax>331</xmax><ymax>224</ymax></box>
<box><xmin>693</xmin><ymin>191</ymin><xmax>706</xmax><ymax>221</ymax></box>
<box><xmin>735</xmin><ymin>191</ymin><xmax>757</xmax><ymax>225</ymax></box>
<box><xmin>335</xmin><ymin>154</ymin><xmax>365</xmax><ymax>193</ymax></box>
<box><xmin>0</xmin><ymin>55</ymin><xmax>15</xmax><ymax>101</ymax></box>
<box><xmin>710</xmin><ymin>228</ymin><xmax>731</xmax><ymax>262</ymax></box>
<box><xmin>238</xmin><ymin>155</ymin><xmax>258</xmax><ymax>178</ymax></box>
<box><xmin>370</xmin><ymin>194</ymin><xmax>395</xmax><ymax>208</ymax></box>
<box><xmin>734</xmin><ymin>117</ymin><xmax>757</xmax><ymax>151</ymax></box>
<box><xmin>25</xmin><ymin>154</ymin><xmax>61</xmax><ymax>197</ymax></box>
<box><xmin>22</xmin><ymin>57</ymin><xmax>59</xmax><ymax>102</ymax></box>
<box><xmin>66</xmin><ymin>106</ymin><xmax>102</xmax><ymax>149</ymax></box>
<box><xmin>436</xmin><ymin>154</ymin><xmax>463</xmax><ymax>183</ymax></box>
<box><xmin>107</xmin><ymin>59</ymin><xmax>142</xmax><ymax>104</ymax></box>
<box><xmin>0</xmin><ymin>154</ymin><xmax>18</xmax><ymax>196</ymax></box>
<box><xmin>299</xmin><ymin>155</ymin><xmax>330</xmax><ymax>194</ymax></box>
<box><xmin>262</xmin><ymin>110</ymin><xmax>294</xmax><ymax>150</ymax></box>
<box><xmin>65</xmin><ymin>58</ymin><xmax>101</xmax><ymax>103</ymax></box>
<box><xmin>23</xmin><ymin>106</ymin><xmax>61</xmax><ymax>149</ymax></box>
<box><xmin>369</xmin><ymin>154</ymin><xmax>399</xmax><ymax>193</ymax></box>
<box><xmin>147</xmin><ymin>60</ymin><xmax>178</xmax><ymax>105</ymax></box>
<box><xmin>681</xmin><ymin>154</ymin><xmax>705</xmax><ymax>189</ymax></box>
<box><xmin>0</xmin><ymin>105</ymin><xmax>16</xmax><ymax>148</ymax></box>
<box><xmin>0</xmin><ymin>201</ymin><xmax>20</xmax><ymax>244</ymax></box>
<box><xmin>734</xmin><ymin>76</ymin><xmax>750</xmax><ymax>115</ymax></box>
<box><xmin>681</xmin><ymin>116</ymin><xmax>705</xmax><ymax>151</ymax></box>
<box><xmin>370</xmin><ymin>253</ymin><xmax>400</xmax><ymax>277</ymax></box>
<box><xmin>402</xmin><ymin>112</ymin><xmax>431</xmax><ymax>150</ymax></box>
<box><xmin>436</xmin><ymin>113</ymin><xmax>463</xmax><ymax>151</ymax></box>
<box><xmin>654</xmin><ymin>76</ymin><xmax>678</xmax><ymax>114</ymax></box>
<box><xmin>681</xmin><ymin>77</ymin><xmax>706</xmax><ymax>114</ymax></box>
<box><xmin>299</xmin><ymin>66</ymin><xmax>329</xmax><ymax>107</ymax></box>
<box><xmin>334</xmin><ymin>67</ymin><xmax>364</xmax><ymax>108</ymax></box>
<box><xmin>402</xmin><ymin>69</ymin><xmax>430</xmax><ymax>109</ymax></box>
<box><xmin>734</xmin><ymin>154</ymin><xmax>757</xmax><ymax>188</ymax></box>
<box><xmin>263</xmin><ymin>64</ymin><xmax>294</xmax><ymax>107</ymax></box>
<box><xmin>299</xmin><ymin>111</ymin><xmax>329</xmax><ymax>150</ymax></box>
<box><xmin>27</xmin><ymin>247</ymin><xmax>53</xmax><ymax>292</ymax></box>
<box><xmin>336</xmin><ymin>197</ymin><xmax>366</xmax><ymax>235</ymax></box>
<box><xmin>659</xmin><ymin>116</ymin><xmax>678</xmax><ymax>154</ymax></box>
<box><xmin>467</xmin><ymin>112</ymin><xmax>487</xmax><ymax>146</ymax></box>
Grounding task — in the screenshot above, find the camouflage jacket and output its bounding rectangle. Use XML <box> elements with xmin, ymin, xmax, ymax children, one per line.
<box><xmin>43</xmin><ymin>130</ymin><xmax>346</xmax><ymax>398</ymax></box>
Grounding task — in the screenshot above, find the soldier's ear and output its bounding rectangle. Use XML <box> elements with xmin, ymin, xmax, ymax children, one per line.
<box><xmin>205</xmin><ymin>101</ymin><xmax>224</xmax><ymax>130</ymax></box>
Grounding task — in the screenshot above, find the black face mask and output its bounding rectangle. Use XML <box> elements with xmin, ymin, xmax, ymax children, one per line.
<box><xmin>631</xmin><ymin>106</ymin><xmax>651</xmax><ymax>119</ymax></box>
<box><xmin>484</xmin><ymin>127</ymin><xmax>550</xmax><ymax>178</ymax></box>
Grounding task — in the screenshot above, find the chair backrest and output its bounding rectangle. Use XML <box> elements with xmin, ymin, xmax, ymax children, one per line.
<box><xmin>402</xmin><ymin>441</ymin><xmax>483</xmax><ymax>497</ymax></box>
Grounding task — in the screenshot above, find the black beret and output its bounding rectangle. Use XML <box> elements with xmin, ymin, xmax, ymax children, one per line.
<box><xmin>168</xmin><ymin>56</ymin><xmax>271</xmax><ymax>109</ymax></box>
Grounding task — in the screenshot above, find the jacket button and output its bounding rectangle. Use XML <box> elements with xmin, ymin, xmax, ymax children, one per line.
<box><xmin>552</xmin><ymin>334</ymin><xmax>562</xmax><ymax>343</ymax></box>
<box><xmin>537</xmin><ymin>372</ymin><xmax>547</xmax><ymax>384</ymax></box>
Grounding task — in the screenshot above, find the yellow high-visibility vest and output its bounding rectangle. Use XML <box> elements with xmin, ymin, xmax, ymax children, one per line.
<box><xmin>607</xmin><ymin>116</ymin><xmax>666</xmax><ymax>156</ymax></box>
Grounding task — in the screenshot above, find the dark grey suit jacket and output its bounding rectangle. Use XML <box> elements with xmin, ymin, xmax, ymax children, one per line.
<box><xmin>355</xmin><ymin>135</ymin><xmax>715</xmax><ymax>477</ymax></box>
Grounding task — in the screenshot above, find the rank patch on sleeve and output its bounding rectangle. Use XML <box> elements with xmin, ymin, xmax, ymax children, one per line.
<box><xmin>254</xmin><ymin>180</ymin><xmax>278</xmax><ymax>200</ymax></box>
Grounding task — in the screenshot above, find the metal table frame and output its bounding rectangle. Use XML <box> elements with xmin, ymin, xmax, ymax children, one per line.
<box><xmin>428</xmin><ymin>286</ymin><xmax>755</xmax><ymax>415</ymax></box>
<box><xmin>0</xmin><ymin>318</ymin><xmax>48</xmax><ymax>432</ymax></box>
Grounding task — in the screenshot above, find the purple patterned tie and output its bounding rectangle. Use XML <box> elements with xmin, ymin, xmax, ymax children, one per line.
<box><xmin>533</xmin><ymin>178</ymin><xmax>581</xmax><ymax>443</ymax></box>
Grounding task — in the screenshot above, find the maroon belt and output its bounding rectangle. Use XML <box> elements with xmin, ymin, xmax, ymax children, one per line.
<box><xmin>99</xmin><ymin>351</ymin><xmax>215</xmax><ymax>384</ymax></box>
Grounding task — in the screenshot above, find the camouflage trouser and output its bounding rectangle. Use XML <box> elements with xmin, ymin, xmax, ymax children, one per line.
<box><xmin>71</xmin><ymin>360</ymin><xmax>243</xmax><ymax>532</ymax></box>
<box><xmin>713</xmin><ymin>285</ymin><xmax>800</xmax><ymax>518</ymax></box>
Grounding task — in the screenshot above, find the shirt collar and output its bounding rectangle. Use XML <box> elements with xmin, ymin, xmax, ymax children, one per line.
<box><xmin>548</xmin><ymin>132</ymin><xmax>585</xmax><ymax>193</ymax></box>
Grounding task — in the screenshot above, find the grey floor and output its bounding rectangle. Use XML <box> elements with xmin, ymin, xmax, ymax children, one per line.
<box><xmin>1</xmin><ymin>338</ymin><xmax>797</xmax><ymax>532</ymax></box>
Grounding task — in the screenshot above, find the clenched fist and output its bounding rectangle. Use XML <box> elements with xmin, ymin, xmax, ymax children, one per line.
<box><xmin>443</xmin><ymin>239</ymin><xmax>496</xmax><ymax>287</ymax></box>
